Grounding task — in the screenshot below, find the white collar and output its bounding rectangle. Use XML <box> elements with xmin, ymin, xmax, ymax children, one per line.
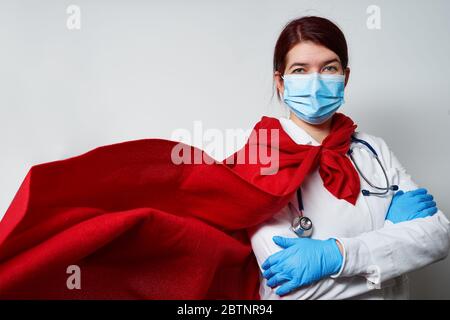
<box><xmin>278</xmin><ymin>117</ymin><xmax>321</xmax><ymax>146</ymax></box>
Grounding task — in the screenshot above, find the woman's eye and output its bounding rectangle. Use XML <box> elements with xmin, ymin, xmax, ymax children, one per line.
<box><xmin>323</xmin><ymin>66</ymin><xmax>338</xmax><ymax>72</ymax></box>
<box><xmin>292</xmin><ymin>68</ymin><xmax>306</xmax><ymax>73</ymax></box>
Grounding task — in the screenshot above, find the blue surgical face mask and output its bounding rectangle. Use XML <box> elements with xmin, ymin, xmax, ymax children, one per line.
<box><xmin>281</xmin><ymin>72</ymin><xmax>345</xmax><ymax>125</ymax></box>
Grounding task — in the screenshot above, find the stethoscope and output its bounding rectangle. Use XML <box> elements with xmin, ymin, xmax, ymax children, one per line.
<box><xmin>290</xmin><ymin>135</ymin><xmax>399</xmax><ymax>238</ymax></box>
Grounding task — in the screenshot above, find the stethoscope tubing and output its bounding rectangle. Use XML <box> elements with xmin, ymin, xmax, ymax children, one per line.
<box><xmin>348</xmin><ymin>135</ymin><xmax>398</xmax><ymax>196</ymax></box>
<box><xmin>291</xmin><ymin>135</ymin><xmax>399</xmax><ymax>237</ymax></box>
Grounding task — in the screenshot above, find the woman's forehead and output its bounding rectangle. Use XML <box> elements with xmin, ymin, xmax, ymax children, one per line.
<box><xmin>286</xmin><ymin>42</ymin><xmax>341</xmax><ymax>66</ymax></box>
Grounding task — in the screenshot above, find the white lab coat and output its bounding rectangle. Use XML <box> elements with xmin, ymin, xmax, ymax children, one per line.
<box><xmin>247</xmin><ymin>116</ymin><xmax>450</xmax><ymax>300</ymax></box>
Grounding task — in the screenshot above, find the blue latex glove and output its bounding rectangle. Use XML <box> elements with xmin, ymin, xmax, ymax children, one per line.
<box><xmin>261</xmin><ymin>236</ymin><xmax>343</xmax><ymax>296</ymax></box>
<box><xmin>386</xmin><ymin>188</ymin><xmax>437</xmax><ymax>224</ymax></box>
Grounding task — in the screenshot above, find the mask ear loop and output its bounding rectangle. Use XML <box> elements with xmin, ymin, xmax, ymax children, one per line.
<box><xmin>279</xmin><ymin>74</ymin><xmax>289</xmax><ymax>116</ymax></box>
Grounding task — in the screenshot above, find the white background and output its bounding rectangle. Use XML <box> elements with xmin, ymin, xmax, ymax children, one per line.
<box><xmin>1</xmin><ymin>0</ymin><xmax>449</xmax><ymax>299</ymax></box>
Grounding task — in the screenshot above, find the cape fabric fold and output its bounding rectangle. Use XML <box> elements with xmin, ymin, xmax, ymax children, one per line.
<box><xmin>0</xmin><ymin>113</ymin><xmax>359</xmax><ymax>299</ymax></box>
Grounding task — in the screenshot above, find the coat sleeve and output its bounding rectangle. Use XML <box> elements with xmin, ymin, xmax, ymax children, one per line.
<box><xmin>333</xmin><ymin>135</ymin><xmax>450</xmax><ymax>286</ymax></box>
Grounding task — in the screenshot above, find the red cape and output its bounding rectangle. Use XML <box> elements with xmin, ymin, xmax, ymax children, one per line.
<box><xmin>0</xmin><ymin>113</ymin><xmax>358</xmax><ymax>299</ymax></box>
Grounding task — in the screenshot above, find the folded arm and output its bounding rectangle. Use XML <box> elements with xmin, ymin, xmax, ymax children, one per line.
<box><xmin>260</xmin><ymin>136</ymin><xmax>450</xmax><ymax>298</ymax></box>
<box><xmin>334</xmin><ymin>136</ymin><xmax>450</xmax><ymax>286</ymax></box>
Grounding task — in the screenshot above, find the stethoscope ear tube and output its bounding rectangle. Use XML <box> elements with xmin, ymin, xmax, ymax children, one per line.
<box><xmin>349</xmin><ymin>135</ymin><xmax>399</xmax><ymax>197</ymax></box>
<box><xmin>362</xmin><ymin>184</ymin><xmax>398</xmax><ymax>196</ymax></box>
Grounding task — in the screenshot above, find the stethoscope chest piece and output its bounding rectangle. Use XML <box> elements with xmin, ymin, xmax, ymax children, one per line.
<box><xmin>289</xmin><ymin>189</ymin><xmax>313</xmax><ymax>238</ymax></box>
<box><xmin>290</xmin><ymin>215</ymin><xmax>313</xmax><ymax>238</ymax></box>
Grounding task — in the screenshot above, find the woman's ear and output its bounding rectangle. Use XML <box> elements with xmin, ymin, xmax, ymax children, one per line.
<box><xmin>344</xmin><ymin>67</ymin><xmax>350</xmax><ymax>87</ymax></box>
<box><xmin>274</xmin><ymin>71</ymin><xmax>284</xmax><ymax>98</ymax></box>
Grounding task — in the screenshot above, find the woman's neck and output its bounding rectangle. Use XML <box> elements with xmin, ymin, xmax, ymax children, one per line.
<box><xmin>289</xmin><ymin>113</ymin><xmax>333</xmax><ymax>144</ymax></box>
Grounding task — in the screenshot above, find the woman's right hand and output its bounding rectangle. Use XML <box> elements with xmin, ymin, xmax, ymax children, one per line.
<box><xmin>385</xmin><ymin>188</ymin><xmax>438</xmax><ymax>224</ymax></box>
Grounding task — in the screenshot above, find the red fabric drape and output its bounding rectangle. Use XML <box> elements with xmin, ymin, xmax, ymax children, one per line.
<box><xmin>0</xmin><ymin>112</ymin><xmax>359</xmax><ymax>299</ymax></box>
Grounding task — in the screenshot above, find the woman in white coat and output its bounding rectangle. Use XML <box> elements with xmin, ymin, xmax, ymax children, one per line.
<box><xmin>247</xmin><ymin>16</ymin><xmax>450</xmax><ymax>300</ymax></box>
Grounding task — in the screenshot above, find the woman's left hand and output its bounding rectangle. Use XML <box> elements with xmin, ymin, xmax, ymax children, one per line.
<box><xmin>262</xmin><ymin>236</ymin><xmax>343</xmax><ymax>296</ymax></box>
<box><xmin>386</xmin><ymin>188</ymin><xmax>437</xmax><ymax>224</ymax></box>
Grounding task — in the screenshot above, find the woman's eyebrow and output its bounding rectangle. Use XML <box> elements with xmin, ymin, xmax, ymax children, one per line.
<box><xmin>289</xmin><ymin>58</ymin><xmax>340</xmax><ymax>70</ymax></box>
<box><xmin>288</xmin><ymin>62</ymin><xmax>309</xmax><ymax>69</ymax></box>
<box><xmin>322</xmin><ymin>58</ymin><xmax>340</xmax><ymax>65</ymax></box>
